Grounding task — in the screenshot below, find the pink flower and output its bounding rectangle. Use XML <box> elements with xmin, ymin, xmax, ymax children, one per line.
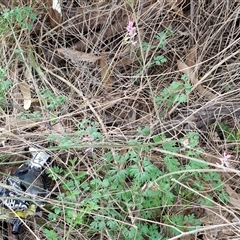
<box><xmin>132</xmin><ymin>40</ymin><xmax>137</xmax><ymax>46</ymax></box>
<box><xmin>216</xmin><ymin>151</ymin><xmax>231</xmax><ymax>170</ymax></box>
<box><xmin>126</xmin><ymin>21</ymin><xmax>136</xmax><ymax>37</ymax></box>
<box><xmin>125</xmin><ymin>21</ymin><xmax>137</xmax><ymax>46</ymax></box>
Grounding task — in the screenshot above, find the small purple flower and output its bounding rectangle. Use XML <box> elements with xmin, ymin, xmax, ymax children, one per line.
<box><xmin>126</xmin><ymin>21</ymin><xmax>136</xmax><ymax>37</ymax></box>
<box><xmin>132</xmin><ymin>40</ymin><xmax>137</xmax><ymax>46</ymax></box>
<box><xmin>216</xmin><ymin>151</ymin><xmax>231</xmax><ymax>170</ymax></box>
<box><xmin>125</xmin><ymin>20</ymin><xmax>137</xmax><ymax>46</ymax></box>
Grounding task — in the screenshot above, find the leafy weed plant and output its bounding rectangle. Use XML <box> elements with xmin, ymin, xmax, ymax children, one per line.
<box><xmin>142</xmin><ymin>26</ymin><xmax>173</xmax><ymax>68</ymax></box>
<box><xmin>45</xmin><ymin>128</ymin><xmax>229</xmax><ymax>239</ymax></box>
<box><xmin>0</xmin><ymin>68</ymin><xmax>12</xmax><ymax>107</ymax></box>
<box><xmin>1</xmin><ymin>6</ymin><xmax>36</xmax><ymax>32</ymax></box>
<box><xmin>0</xmin><ymin>3</ymin><xmax>237</xmax><ymax>240</ymax></box>
<box><xmin>40</xmin><ymin>88</ymin><xmax>67</xmax><ymax>111</ymax></box>
<box><xmin>217</xmin><ymin>123</ymin><xmax>240</xmax><ymax>142</ymax></box>
<box><xmin>155</xmin><ymin>74</ymin><xmax>191</xmax><ymax>109</ymax></box>
<box><xmin>47</xmin><ymin>118</ymin><xmax>103</xmax><ymax>150</ymax></box>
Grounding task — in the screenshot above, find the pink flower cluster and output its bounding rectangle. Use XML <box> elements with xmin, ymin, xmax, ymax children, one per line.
<box><xmin>216</xmin><ymin>151</ymin><xmax>231</xmax><ymax>171</ymax></box>
<box><xmin>126</xmin><ymin>21</ymin><xmax>137</xmax><ymax>46</ymax></box>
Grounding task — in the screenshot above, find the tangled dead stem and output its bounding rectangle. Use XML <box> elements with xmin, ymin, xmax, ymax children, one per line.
<box><xmin>0</xmin><ymin>0</ymin><xmax>240</xmax><ymax>239</ymax></box>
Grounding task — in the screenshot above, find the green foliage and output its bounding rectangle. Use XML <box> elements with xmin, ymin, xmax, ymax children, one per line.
<box><xmin>19</xmin><ymin>110</ymin><xmax>41</xmax><ymax>120</ymax></box>
<box><xmin>137</xmin><ymin>125</ymin><xmax>150</xmax><ymax>136</ymax></box>
<box><xmin>212</xmin><ymin>123</ymin><xmax>240</xmax><ymax>152</ymax></box>
<box><xmin>44</xmin><ymin>229</ymin><xmax>58</xmax><ymax>240</ymax></box>
<box><xmin>0</xmin><ymin>68</ymin><xmax>12</xmax><ymax>107</ymax></box>
<box><xmin>217</xmin><ymin>123</ymin><xmax>240</xmax><ymax>142</ymax></box>
<box><xmin>76</xmin><ymin>118</ymin><xmax>103</xmax><ymax>141</ymax></box>
<box><xmin>141</xmin><ymin>41</ymin><xmax>154</xmax><ymax>52</ymax></box>
<box><xmin>40</xmin><ymin>88</ymin><xmax>67</xmax><ymax>111</ymax></box>
<box><xmin>0</xmin><ymin>5</ymin><xmax>233</xmax><ymax>240</ymax></box>
<box><xmin>141</xmin><ymin>26</ymin><xmax>173</xmax><ymax>68</ymax></box>
<box><xmin>155</xmin><ymin>74</ymin><xmax>191</xmax><ymax>108</ymax></box>
<box><xmin>140</xmin><ymin>27</ymin><xmax>190</xmax><ymax>112</ymax></box>
<box><xmin>142</xmin><ymin>26</ymin><xmax>173</xmax><ymax>53</ymax></box>
<box><xmin>0</xmin><ymin>80</ymin><xmax>12</xmax><ymax>101</ymax></box>
<box><xmin>47</xmin><ymin>119</ymin><xmax>103</xmax><ymax>150</ymax></box>
<box><xmin>165</xmin><ymin>213</ymin><xmax>202</xmax><ymax>236</ymax></box>
<box><xmin>47</xmin><ymin>133</ymin><xmax>79</xmax><ymax>150</ymax></box>
<box><xmin>155</xmin><ymin>26</ymin><xmax>174</xmax><ymax>49</ymax></box>
<box><xmin>46</xmin><ymin>126</ymin><xmax>228</xmax><ymax>239</ymax></box>
<box><xmin>46</xmin><ymin>164</ymin><xmax>98</xmax><ymax>234</ymax></box>
<box><xmin>0</xmin><ymin>6</ymin><xmax>36</xmax><ymax>33</ymax></box>
<box><xmin>153</xmin><ymin>55</ymin><xmax>167</xmax><ymax>65</ymax></box>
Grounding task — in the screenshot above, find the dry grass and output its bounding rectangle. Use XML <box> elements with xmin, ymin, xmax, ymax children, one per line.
<box><xmin>0</xmin><ymin>0</ymin><xmax>240</xmax><ymax>239</ymax></box>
